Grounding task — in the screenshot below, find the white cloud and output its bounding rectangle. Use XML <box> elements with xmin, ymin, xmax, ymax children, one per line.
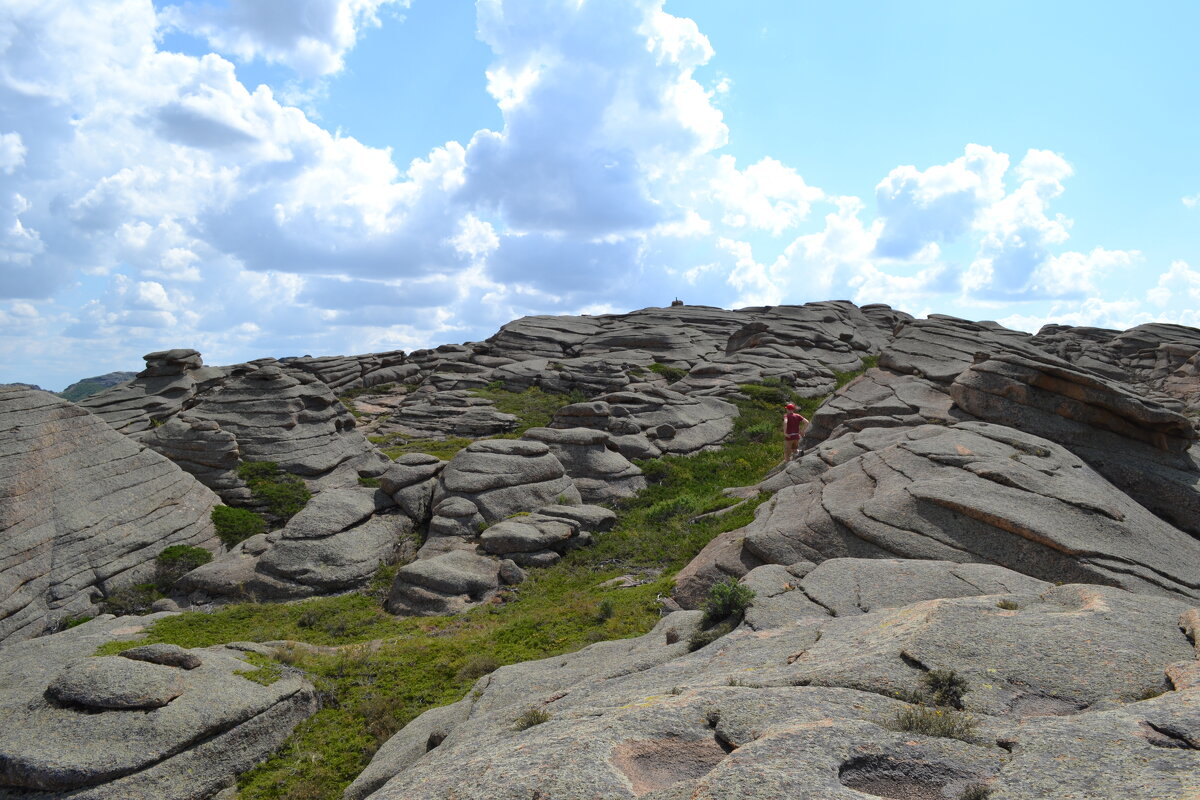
<box><xmin>1147</xmin><ymin>260</ymin><xmax>1200</xmax><ymax>306</ymax></box>
<box><xmin>0</xmin><ymin>132</ymin><xmax>25</xmax><ymax>174</ymax></box>
<box><xmin>1184</xmin><ymin>194</ymin><xmax>1199</xmax><ymax>209</ymax></box>
<box><xmin>1028</xmin><ymin>247</ymin><xmax>1139</xmax><ymax>298</ymax></box>
<box><xmin>160</xmin><ymin>0</ymin><xmax>409</xmax><ymax>78</ymax></box>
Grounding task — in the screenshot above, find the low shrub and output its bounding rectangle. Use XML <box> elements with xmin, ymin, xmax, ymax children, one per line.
<box><xmin>100</xmin><ymin>583</ymin><xmax>161</xmax><ymax>616</ymax></box>
<box><xmin>996</xmin><ymin>599</ymin><xmax>1019</xmax><ymax>610</ymax></box>
<box><xmin>688</xmin><ymin>619</ymin><xmax>735</xmax><ymax>652</ymax></box>
<box><xmin>357</xmin><ymin>476</ymin><xmax>382</xmax><ymax>488</ymax></box>
<box><xmin>513</xmin><ymin>707</ymin><xmax>551</xmax><ymax>730</ymax></box>
<box><xmin>594</xmin><ymin>598</ymin><xmax>615</xmax><ymax>623</ymax></box>
<box><xmin>924</xmin><ymin>668</ymin><xmax>968</xmax><ymax>708</ymax></box>
<box><xmin>648</xmin><ymin>362</ymin><xmax>687</xmax><ymax>382</ymax></box>
<box><xmin>701</xmin><ymin>577</ymin><xmax>755</xmax><ymax>627</ymax></box>
<box><xmin>885</xmin><ymin>705</ymin><xmax>977</xmax><ymax>741</ymax></box>
<box><xmin>238</xmin><ymin>461</ymin><xmax>311</xmax><ymax>519</ymax></box>
<box><xmin>154</xmin><ymin>544</ymin><xmax>213</xmax><ymax>592</ymax></box>
<box><xmin>960</xmin><ymin>784</ymin><xmax>992</xmax><ymax>800</ymax></box>
<box><xmin>456</xmin><ymin>655</ymin><xmax>501</xmax><ymax>682</ymax></box>
<box><xmin>211</xmin><ymin>505</ymin><xmax>267</xmax><ymax>548</ymax></box>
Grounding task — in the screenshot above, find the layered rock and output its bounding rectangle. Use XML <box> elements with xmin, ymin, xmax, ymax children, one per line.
<box><xmin>951</xmin><ymin>351</ymin><xmax>1200</xmax><ymax>534</ymax></box>
<box><xmin>0</xmin><ymin>614</ymin><xmax>316</xmax><ymax>799</ymax></box>
<box><xmin>676</xmin><ymin>421</ymin><xmax>1200</xmax><ymax>608</ymax></box>
<box><xmin>351</xmin><ymin>560</ymin><xmax>1200</xmax><ymax>800</ymax></box>
<box><xmin>179</xmin><ymin>487</ymin><xmax>410</xmax><ymax>602</ymax></box>
<box><xmin>283</xmin><ymin>349</ymin><xmax>409</xmax><ymax>391</ymax></box>
<box><xmin>0</xmin><ymin>388</ymin><xmax>221</xmax><ymax>644</ymax></box>
<box><xmin>521</xmin><ymin>426</ymin><xmax>646</xmax><ymax>503</ymax></box>
<box><xmin>553</xmin><ymin>388</ymin><xmax>737</xmax><ymax>460</ymax></box>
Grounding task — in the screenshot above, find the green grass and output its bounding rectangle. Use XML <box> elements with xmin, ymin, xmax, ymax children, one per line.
<box><xmin>884</xmin><ymin>705</ymin><xmax>977</xmax><ymax>742</ymax></box>
<box><xmin>648</xmin><ymin>362</ymin><xmax>688</xmax><ymax>382</ymax></box>
<box><xmin>379</xmin><ymin>436</ymin><xmax>474</xmax><ymax>461</ymax></box>
<box><xmin>238</xmin><ymin>461</ymin><xmax>311</xmax><ymax>520</ymax></box>
<box><xmin>91</xmin><ymin>363</ymin><xmax>876</xmax><ymax>800</ymax></box>
<box><xmin>469</xmin><ymin>385</ymin><xmax>586</xmax><ymax>436</ymax></box>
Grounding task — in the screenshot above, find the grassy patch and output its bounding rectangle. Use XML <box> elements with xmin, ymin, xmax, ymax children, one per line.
<box><xmin>155</xmin><ymin>545</ymin><xmax>213</xmax><ymax>592</ymax></box>
<box><xmin>235</xmin><ymin>651</ymin><xmax>285</xmax><ymax>686</ymax></box>
<box><xmin>99</xmin><ymin>582</ymin><xmax>162</xmax><ymax>616</ymax></box>
<box><xmin>469</xmin><ymin>385</ymin><xmax>586</xmax><ymax>436</ymax></box>
<box><xmin>238</xmin><ymin>461</ymin><xmax>311</xmax><ymax>520</ymax></box>
<box><xmin>513</xmin><ymin>707</ymin><xmax>551</xmax><ymax>730</ymax></box>
<box><xmin>96</xmin><ymin>362</ymin><xmax>878</xmax><ymax>800</ymax></box>
<box><xmin>380</xmin><ymin>437</ymin><xmax>473</xmax><ymax>461</ymax></box>
<box><xmin>212</xmin><ymin>505</ymin><xmax>267</xmax><ymax>549</ymax></box>
<box><xmin>648</xmin><ymin>362</ymin><xmax>688</xmax><ymax>382</ymax></box>
<box><xmin>884</xmin><ymin>705</ymin><xmax>977</xmax><ymax>741</ymax></box>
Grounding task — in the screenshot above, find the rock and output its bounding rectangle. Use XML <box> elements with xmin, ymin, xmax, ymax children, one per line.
<box><xmin>951</xmin><ymin>351</ymin><xmax>1200</xmax><ymax>534</ymax></box>
<box><xmin>378</xmin><ymin>390</ymin><xmax>518</xmax><ymax>439</ymax></box>
<box><xmin>803</xmin><ymin>366</ymin><xmax>969</xmax><ymax>447</ymax></box>
<box><xmin>379</xmin><ymin>453</ymin><xmax>446</xmax><ymax>524</ymax></box>
<box><xmin>355</xmin><ymin>574</ymin><xmax>1198</xmax><ymax>800</ymax></box>
<box><xmin>536</xmin><ymin>503</ymin><xmax>618</xmax><ymax>531</ymax></box>
<box><xmin>0</xmin><ymin>388</ymin><xmax>221</xmax><ymax>645</ymax></box>
<box><xmin>119</xmin><ymin>643</ymin><xmax>203</xmax><ymax>670</ymax></box>
<box><xmin>431</xmin><ymin>439</ymin><xmax>581</xmax><ymax>524</ymax></box>
<box><xmin>386</xmin><ymin>551</ymin><xmax>508</xmax><ymax>616</ymax></box>
<box><xmin>552</xmin><ymin>389</ymin><xmax>737</xmax><ymax>459</ymax></box>
<box><xmin>180</xmin><ymin>488</ymin><xmax>409</xmax><ymax>601</ymax></box>
<box><xmin>521</xmin><ymin>426</ymin><xmax>646</xmax><ymax>503</ymax></box>
<box><xmin>676</xmin><ymin>422</ymin><xmax>1200</xmax><ymax>608</ymax></box>
<box><xmin>479</xmin><ymin>514</ymin><xmax>582</xmax><ymax>556</ymax></box>
<box><xmin>879</xmin><ymin>315</ymin><xmax>1045</xmax><ymax>383</ymax></box>
<box><xmin>0</xmin><ymin>615</ymin><xmax>316</xmax><ymax>799</ymax></box>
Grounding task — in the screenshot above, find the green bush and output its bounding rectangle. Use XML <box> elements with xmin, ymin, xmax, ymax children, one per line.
<box><xmin>211</xmin><ymin>505</ymin><xmax>267</xmax><ymax>548</ymax></box>
<box><xmin>154</xmin><ymin>545</ymin><xmax>213</xmax><ymax>592</ymax></box>
<box><xmin>648</xmin><ymin>362</ymin><xmax>687</xmax><ymax>382</ymax></box>
<box><xmin>996</xmin><ymin>599</ymin><xmax>1019</xmax><ymax>610</ymax></box>
<box><xmin>701</xmin><ymin>577</ymin><xmax>755</xmax><ymax>627</ymax></box>
<box><xmin>960</xmin><ymin>785</ymin><xmax>992</xmax><ymax>800</ymax></box>
<box><xmin>924</xmin><ymin>669</ymin><xmax>968</xmax><ymax>708</ymax></box>
<box><xmin>885</xmin><ymin>705</ymin><xmax>977</xmax><ymax>741</ymax></box>
<box><xmin>513</xmin><ymin>707</ymin><xmax>551</xmax><ymax>730</ymax></box>
<box><xmin>100</xmin><ymin>583</ymin><xmax>161</xmax><ymax>616</ymax></box>
<box><xmin>237</xmin><ymin>461</ymin><xmax>311</xmax><ymax>519</ymax></box>
<box><xmin>357</xmin><ymin>477</ymin><xmax>382</xmax><ymax>488</ymax></box>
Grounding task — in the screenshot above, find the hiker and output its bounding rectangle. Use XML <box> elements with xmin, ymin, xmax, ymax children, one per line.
<box><xmin>783</xmin><ymin>402</ymin><xmax>809</xmax><ymax>461</ymax></box>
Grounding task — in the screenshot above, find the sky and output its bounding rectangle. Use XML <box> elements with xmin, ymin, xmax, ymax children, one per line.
<box><xmin>1</xmin><ymin>0</ymin><xmax>1197</xmax><ymax>390</ymax></box>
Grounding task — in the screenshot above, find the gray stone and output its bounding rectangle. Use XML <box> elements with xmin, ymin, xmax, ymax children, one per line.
<box><xmin>0</xmin><ymin>388</ymin><xmax>221</xmax><ymax>645</ymax></box>
<box><xmin>0</xmin><ymin>615</ymin><xmax>316</xmax><ymax>799</ymax></box>
<box><xmin>119</xmin><ymin>643</ymin><xmax>203</xmax><ymax>670</ymax></box>
<box><xmin>386</xmin><ymin>551</ymin><xmax>507</xmax><ymax>616</ymax></box>
<box><xmin>522</xmin><ymin>427</ymin><xmax>646</xmax><ymax>503</ymax></box>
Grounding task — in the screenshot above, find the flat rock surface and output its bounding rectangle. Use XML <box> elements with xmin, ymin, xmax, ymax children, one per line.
<box><xmin>0</xmin><ymin>615</ymin><xmax>316</xmax><ymax>799</ymax></box>
<box><xmin>0</xmin><ymin>388</ymin><xmax>221</xmax><ymax>645</ymax></box>
<box><xmin>355</xmin><ymin>564</ymin><xmax>1200</xmax><ymax>800</ymax></box>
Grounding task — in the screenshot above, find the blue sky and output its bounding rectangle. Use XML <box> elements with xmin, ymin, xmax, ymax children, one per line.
<box><xmin>1</xmin><ymin>0</ymin><xmax>1196</xmax><ymax>389</ymax></box>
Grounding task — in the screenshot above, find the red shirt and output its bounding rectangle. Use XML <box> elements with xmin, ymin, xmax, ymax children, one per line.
<box><xmin>784</xmin><ymin>412</ymin><xmax>806</xmax><ymax>436</ymax></box>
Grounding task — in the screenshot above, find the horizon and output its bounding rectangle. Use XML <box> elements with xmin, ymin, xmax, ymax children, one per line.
<box><xmin>2</xmin><ymin>0</ymin><xmax>1197</xmax><ymax>390</ymax></box>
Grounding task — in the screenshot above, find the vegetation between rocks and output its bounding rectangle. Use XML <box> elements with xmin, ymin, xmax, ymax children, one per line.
<box><xmin>885</xmin><ymin>705</ymin><xmax>978</xmax><ymax>741</ymax></box>
<box><xmin>211</xmin><ymin>505</ymin><xmax>267</xmax><ymax>549</ymax></box>
<box><xmin>93</xmin><ymin>365</ymin><xmax>871</xmax><ymax>800</ymax></box>
<box><xmin>238</xmin><ymin>461</ymin><xmax>312</xmax><ymax>520</ymax></box>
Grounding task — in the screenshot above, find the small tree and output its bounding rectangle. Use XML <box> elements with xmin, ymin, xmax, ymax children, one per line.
<box><xmin>211</xmin><ymin>505</ymin><xmax>266</xmax><ymax>548</ymax></box>
<box><xmin>701</xmin><ymin>577</ymin><xmax>756</xmax><ymax>627</ymax></box>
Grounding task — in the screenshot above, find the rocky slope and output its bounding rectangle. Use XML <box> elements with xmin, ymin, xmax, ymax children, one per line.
<box><xmin>0</xmin><ymin>387</ymin><xmax>221</xmax><ymax>645</ymax></box>
<box><xmin>3</xmin><ymin>301</ymin><xmax>1200</xmax><ymax>799</ymax></box>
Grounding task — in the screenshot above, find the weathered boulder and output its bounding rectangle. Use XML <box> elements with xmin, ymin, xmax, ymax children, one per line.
<box><xmin>522</xmin><ymin>426</ymin><xmax>645</xmax><ymax>503</ymax></box>
<box><xmin>385</xmin><ymin>550</ymin><xmax>521</xmax><ymax>616</ymax></box>
<box><xmin>178</xmin><ymin>487</ymin><xmax>407</xmax><ymax>602</ymax></box>
<box><xmin>879</xmin><ymin>315</ymin><xmax>1045</xmax><ymax>384</ymax></box>
<box><xmin>431</xmin><ymin>439</ymin><xmax>581</xmax><ymax>523</ymax></box>
<box><xmin>552</xmin><ymin>388</ymin><xmax>736</xmax><ymax>459</ymax></box>
<box><xmin>378</xmin><ymin>453</ymin><xmax>446</xmax><ymax>524</ymax></box>
<box><xmin>951</xmin><ymin>351</ymin><xmax>1200</xmax><ymax>534</ymax></box>
<box><xmin>677</xmin><ymin>422</ymin><xmax>1200</xmax><ymax>608</ymax></box>
<box><xmin>377</xmin><ymin>389</ymin><xmax>518</xmax><ymax>439</ymax></box>
<box><xmin>0</xmin><ymin>388</ymin><xmax>221</xmax><ymax>645</ymax></box>
<box><xmin>478</xmin><ymin>512</ymin><xmax>591</xmax><ymax>567</ymax></box>
<box><xmin>0</xmin><ymin>614</ymin><xmax>317</xmax><ymax>799</ymax></box>
<box><xmin>283</xmin><ymin>349</ymin><xmax>408</xmax><ymax>392</ymax></box>
<box><xmin>354</xmin><ymin>566</ymin><xmax>1200</xmax><ymax>800</ymax></box>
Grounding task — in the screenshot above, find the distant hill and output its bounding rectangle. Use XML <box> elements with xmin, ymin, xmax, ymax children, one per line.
<box><xmin>0</xmin><ymin>382</ymin><xmax>42</xmax><ymax>391</ymax></box>
<box><xmin>57</xmin><ymin>371</ymin><xmax>136</xmax><ymax>402</ymax></box>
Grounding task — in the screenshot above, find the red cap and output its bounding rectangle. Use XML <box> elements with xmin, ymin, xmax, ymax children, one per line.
<box><xmin>785</xmin><ymin>403</ymin><xmax>796</xmax><ymax>410</ymax></box>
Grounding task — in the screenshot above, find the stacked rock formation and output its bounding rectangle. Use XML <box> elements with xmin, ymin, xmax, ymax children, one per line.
<box><xmin>0</xmin><ymin>387</ymin><xmax>221</xmax><ymax>645</ymax></box>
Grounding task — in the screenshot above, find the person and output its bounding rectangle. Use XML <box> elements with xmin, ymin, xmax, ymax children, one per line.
<box><xmin>782</xmin><ymin>402</ymin><xmax>809</xmax><ymax>461</ymax></box>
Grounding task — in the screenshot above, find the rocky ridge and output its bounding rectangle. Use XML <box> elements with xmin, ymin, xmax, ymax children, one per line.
<box><xmin>4</xmin><ymin>301</ymin><xmax>1200</xmax><ymax>799</ymax></box>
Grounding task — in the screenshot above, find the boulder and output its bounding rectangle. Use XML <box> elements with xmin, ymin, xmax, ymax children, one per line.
<box><xmin>0</xmin><ymin>388</ymin><xmax>221</xmax><ymax>645</ymax></box>
<box><xmin>0</xmin><ymin>615</ymin><xmax>317</xmax><ymax>799</ymax></box>
<box><xmin>386</xmin><ymin>550</ymin><xmax>518</xmax><ymax>616</ymax></box>
<box><xmin>431</xmin><ymin>439</ymin><xmax>581</xmax><ymax>523</ymax></box>
<box><xmin>378</xmin><ymin>453</ymin><xmax>446</xmax><ymax>523</ymax></box>
<box><xmin>521</xmin><ymin>427</ymin><xmax>646</xmax><ymax>503</ymax></box>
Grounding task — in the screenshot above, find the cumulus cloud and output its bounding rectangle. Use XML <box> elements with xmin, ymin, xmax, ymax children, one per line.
<box><xmin>160</xmin><ymin>0</ymin><xmax>409</xmax><ymax>78</ymax></box>
<box><xmin>1184</xmin><ymin>194</ymin><xmax>1199</xmax><ymax>209</ymax></box>
<box><xmin>0</xmin><ymin>0</ymin><xmax>1189</xmax><ymax>389</ymax></box>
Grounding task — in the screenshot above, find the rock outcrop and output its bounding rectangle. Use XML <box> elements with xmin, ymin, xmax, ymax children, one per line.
<box><xmin>0</xmin><ymin>387</ymin><xmax>221</xmax><ymax>645</ymax></box>
<box><xmin>0</xmin><ymin>614</ymin><xmax>317</xmax><ymax>799</ymax></box>
<box><xmin>350</xmin><ymin>560</ymin><xmax>1200</xmax><ymax>800</ymax></box>
<box><xmin>677</xmin><ymin>421</ymin><xmax>1200</xmax><ymax>608</ymax></box>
